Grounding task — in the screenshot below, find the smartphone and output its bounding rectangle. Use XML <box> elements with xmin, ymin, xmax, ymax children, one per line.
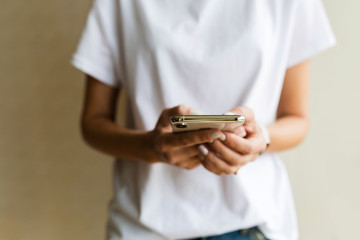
<box><xmin>170</xmin><ymin>115</ymin><xmax>246</xmax><ymax>133</ymax></box>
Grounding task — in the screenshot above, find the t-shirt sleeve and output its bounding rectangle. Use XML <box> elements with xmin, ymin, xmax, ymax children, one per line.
<box><xmin>286</xmin><ymin>0</ymin><xmax>336</xmax><ymax>68</ymax></box>
<box><xmin>71</xmin><ymin>0</ymin><xmax>123</xmax><ymax>87</ymax></box>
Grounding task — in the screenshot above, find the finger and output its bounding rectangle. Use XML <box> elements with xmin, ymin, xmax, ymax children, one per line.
<box><xmin>198</xmin><ymin>145</ymin><xmax>222</xmax><ymax>175</ymax></box>
<box><xmin>231</xmin><ymin>125</ymin><xmax>247</xmax><ymax>137</ymax></box>
<box><xmin>209</xmin><ymin>140</ymin><xmax>257</xmax><ymax>167</ymax></box>
<box><xmin>222</xmin><ymin>132</ymin><xmax>257</xmax><ymax>155</ymax></box>
<box><xmin>223</xmin><ymin>111</ymin><xmax>247</xmax><ymax>135</ymax></box>
<box><xmin>175</xmin><ymin>156</ymin><xmax>202</xmax><ymax>170</ymax></box>
<box><xmin>201</xmin><ymin>156</ymin><xmax>223</xmax><ymax>175</ymax></box>
<box><xmin>158</xmin><ymin>129</ymin><xmax>225</xmax><ymax>152</ymax></box>
<box><xmin>203</xmin><ymin>147</ymin><xmax>239</xmax><ymax>175</ymax></box>
<box><xmin>227</xmin><ymin>106</ymin><xmax>254</xmax><ymax>123</ymax></box>
<box><xmin>208</xmin><ymin>140</ymin><xmax>246</xmax><ymax>166</ymax></box>
<box><xmin>239</xmin><ymin>126</ymin><xmax>247</xmax><ymax>137</ymax></box>
<box><xmin>226</xmin><ymin>106</ymin><xmax>257</xmax><ymax>133</ymax></box>
<box><xmin>156</xmin><ymin>105</ymin><xmax>191</xmax><ymax>131</ymax></box>
<box><xmin>163</xmin><ymin>146</ymin><xmax>199</xmax><ymax>164</ymax></box>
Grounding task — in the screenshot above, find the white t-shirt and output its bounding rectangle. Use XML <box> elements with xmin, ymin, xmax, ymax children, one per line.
<box><xmin>72</xmin><ymin>0</ymin><xmax>335</xmax><ymax>239</ymax></box>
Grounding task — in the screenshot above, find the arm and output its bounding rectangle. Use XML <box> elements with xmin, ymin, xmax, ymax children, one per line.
<box><xmin>267</xmin><ymin>59</ymin><xmax>310</xmax><ymax>151</ymax></box>
<box><xmin>200</xmin><ymin>60</ymin><xmax>310</xmax><ymax>175</ymax></box>
<box><xmin>80</xmin><ymin>75</ymin><xmax>224</xmax><ymax>168</ymax></box>
<box><xmin>80</xmin><ymin>75</ymin><xmax>150</xmax><ymax>161</ymax></box>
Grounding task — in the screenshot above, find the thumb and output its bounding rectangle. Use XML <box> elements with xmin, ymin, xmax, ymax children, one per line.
<box><xmin>157</xmin><ymin>105</ymin><xmax>191</xmax><ymax>131</ymax></box>
<box><xmin>224</xmin><ymin>106</ymin><xmax>254</xmax><ymax>123</ymax></box>
<box><xmin>224</xmin><ymin>106</ymin><xmax>257</xmax><ymax>134</ymax></box>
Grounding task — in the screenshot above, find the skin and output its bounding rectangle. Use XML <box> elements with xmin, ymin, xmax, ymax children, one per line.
<box><xmin>80</xmin><ymin>60</ymin><xmax>309</xmax><ymax>175</ymax></box>
<box><xmin>201</xmin><ymin>60</ymin><xmax>310</xmax><ymax>175</ymax></box>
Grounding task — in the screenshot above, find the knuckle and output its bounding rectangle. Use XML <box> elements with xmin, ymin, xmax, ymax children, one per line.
<box><xmin>203</xmin><ymin>160</ymin><xmax>215</xmax><ymax>169</ymax></box>
<box><xmin>214</xmin><ymin>164</ymin><xmax>227</xmax><ymax>174</ymax></box>
<box><xmin>175</xmin><ymin>162</ymin><xmax>183</xmax><ymax>168</ymax></box>
<box><xmin>202</xmin><ymin>162</ymin><xmax>211</xmax><ymax>171</ymax></box>
<box><xmin>166</xmin><ymin>154</ymin><xmax>177</xmax><ymax>164</ymax></box>
<box><xmin>228</xmin><ymin>156</ymin><xmax>239</xmax><ymax>165</ymax></box>
<box><xmin>217</xmin><ymin>150</ymin><xmax>226</xmax><ymax>159</ymax></box>
<box><xmin>228</xmin><ymin>132</ymin><xmax>237</xmax><ymax>141</ymax></box>
<box><xmin>198</xmin><ymin>154</ymin><xmax>206</xmax><ymax>162</ymax></box>
<box><xmin>238</xmin><ymin>159</ymin><xmax>247</xmax><ymax>166</ymax></box>
<box><xmin>210</xmin><ymin>145</ymin><xmax>221</xmax><ymax>156</ymax></box>
<box><xmin>185</xmin><ymin>165</ymin><xmax>197</xmax><ymax>170</ymax></box>
<box><xmin>205</xmin><ymin>152</ymin><xmax>214</xmax><ymax>162</ymax></box>
<box><xmin>211</xmin><ymin>139</ymin><xmax>222</xmax><ymax>150</ymax></box>
<box><xmin>244</xmin><ymin>144</ymin><xmax>254</xmax><ymax>154</ymax></box>
<box><xmin>225</xmin><ymin>134</ymin><xmax>236</xmax><ymax>148</ymax></box>
<box><xmin>248</xmin><ymin>144</ymin><xmax>256</xmax><ymax>153</ymax></box>
<box><xmin>193</xmin><ymin>163</ymin><xmax>201</xmax><ymax>168</ymax></box>
<box><xmin>232</xmin><ymin>156</ymin><xmax>242</xmax><ymax>165</ymax></box>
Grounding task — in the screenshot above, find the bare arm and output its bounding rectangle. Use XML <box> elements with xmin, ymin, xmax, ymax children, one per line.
<box><xmin>267</xmin><ymin>60</ymin><xmax>310</xmax><ymax>151</ymax></box>
<box><xmin>201</xmin><ymin>60</ymin><xmax>310</xmax><ymax>175</ymax></box>
<box><xmin>80</xmin><ymin>75</ymin><xmax>151</xmax><ymax>161</ymax></box>
<box><xmin>80</xmin><ymin>75</ymin><xmax>224</xmax><ymax>168</ymax></box>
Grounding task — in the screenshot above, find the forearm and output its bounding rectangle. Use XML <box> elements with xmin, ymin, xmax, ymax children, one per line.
<box><xmin>266</xmin><ymin>115</ymin><xmax>309</xmax><ymax>152</ymax></box>
<box><xmin>81</xmin><ymin>116</ymin><xmax>155</xmax><ymax>162</ymax></box>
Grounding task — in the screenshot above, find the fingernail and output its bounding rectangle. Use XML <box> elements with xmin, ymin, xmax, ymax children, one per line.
<box><xmin>198</xmin><ymin>144</ymin><xmax>208</xmax><ymax>156</ymax></box>
<box><xmin>224</xmin><ymin>111</ymin><xmax>235</xmax><ymax>115</ymax></box>
<box><xmin>239</xmin><ymin>128</ymin><xmax>247</xmax><ymax>137</ymax></box>
<box><xmin>210</xmin><ymin>132</ymin><xmax>221</xmax><ymax>139</ymax></box>
<box><xmin>220</xmin><ymin>133</ymin><xmax>226</xmax><ymax>141</ymax></box>
<box><xmin>240</xmin><ymin>131</ymin><xmax>246</xmax><ymax>137</ymax></box>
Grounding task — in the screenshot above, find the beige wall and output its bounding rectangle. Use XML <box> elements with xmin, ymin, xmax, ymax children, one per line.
<box><xmin>0</xmin><ymin>0</ymin><xmax>358</xmax><ymax>239</ymax></box>
<box><xmin>281</xmin><ymin>1</ymin><xmax>360</xmax><ymax>238</ymax></box>
<box><xmin>0</xmin><ymin>1</ymin><xmax>112</xmax><ymax>239</ymax></box>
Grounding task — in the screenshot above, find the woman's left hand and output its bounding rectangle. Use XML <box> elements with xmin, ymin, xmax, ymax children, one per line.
<box><xmin>200</xmin><ymin>106</ymin><xmax>267</xmax><ymax>175</ymax></box>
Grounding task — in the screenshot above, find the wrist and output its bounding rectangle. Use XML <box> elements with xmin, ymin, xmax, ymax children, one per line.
<box><xmin>257</xmin><ymin>123</ymin><xmax>271</xmax><ymax>153</ymax></box>
<box><xmin>141</xmin><ymin>131</ymin><xmax>161</xmax><ymax>163</ymax></box>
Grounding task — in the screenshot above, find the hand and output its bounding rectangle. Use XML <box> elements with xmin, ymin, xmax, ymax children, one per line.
<box><xmin>146</xmin><ymin>105</ymin><xmax>225</xmax><ymax>170</ymax></box>
<box><xmin>199</xmin><ymin>107</ymin><xmax>267</xmax><ymax>175</ymax></box>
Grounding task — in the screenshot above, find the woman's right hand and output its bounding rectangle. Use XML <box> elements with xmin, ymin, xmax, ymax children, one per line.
<box><xmin>145</xmin><ymin>105</ymin><xmax>225</xmax><ymax>170</ymax></box>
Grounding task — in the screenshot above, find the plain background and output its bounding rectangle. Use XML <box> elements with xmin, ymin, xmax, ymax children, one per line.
<box><xmin>0</xmin><ymin>0</ymin><xmax>359</xmax><ymax>239</ymax></box>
